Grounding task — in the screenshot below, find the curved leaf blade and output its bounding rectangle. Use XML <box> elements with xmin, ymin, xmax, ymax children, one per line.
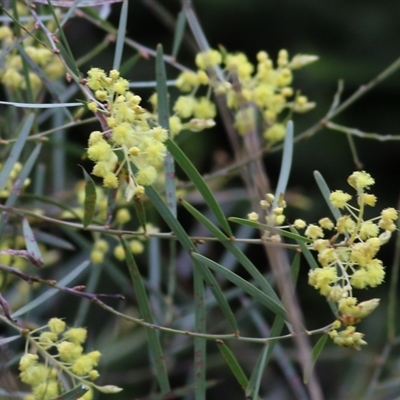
<box><xmin>166</xmin><ymin>138</ymin><xmax>232</xmax><ymax>237</ymax></box>
<box><xmin>193</xmin><ymin>253</ymin><xmax>288</xmax><ymax>320</ymax></box>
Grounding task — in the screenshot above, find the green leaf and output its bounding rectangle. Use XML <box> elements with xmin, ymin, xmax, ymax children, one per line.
<box><xmin>105</xmin><ymin>188</ymin><xmax>118</xmax><ymax>227</ymax></box>
<box><xmin>119</xmin><ymin>53</ymin><xmax>141</xmax><ymax>76</ymax></box>
<box><xmin>0</xmin><ymin>113</ymin><xmax>34</xmax><ymax>193</ymax></box>
<box><xmin>121</xmin><ymin>237</ymin><xmax>171</xmax><ymax>395</ymax></box>
<box><xmin>22</xmin><ymin>217</ymin><xmax>43</xmax><ymax>267</ymax></box>
<box><xmin>273</xmin><ymin>120</ymin><xmax>293</xmax><ymax>208</ymax></box>
<box><xmin>181</xmin><ymin>198</ymin><xmax>283</xmax><ymax>307</ymax></box>
<box><xmin>79</xmin><ymin>166</ymin><xmax>97</xmax><ymax>228</ymax></box>
<box><xmin>303</xmin><ymin>334</ymin><xmax>329</xmax><ymax>384</ymax></box>
<box><xmin>314</xmin><ymin>170</ymin><xmax>342</xmax><ymax>221</ymax></box>
<box><xmin>193</xmin><ymin>253</ymin><xmax>288</xmax><ymax>320</ymax></box>
<box><xmin>12</xmin><ymin>260</ymin><xmax>90</xmax><ymax>318</ymax></box>
<box><xmin>247</xmin><ymin>254</ymin><xmax>301</xmax><ymax>398</ymax></box>
<box><xmin>166</xmin><ymin>138</ymin><xmax>233</xmax><ymax>237</ymax></box>
<box><xmin>0</xmin><ymin>141</ymin><xmax>43</xmax><ymax>237</ymax></box>
<box><xmin>194</xmin><ymin>257</ymin><xmax>239</xmax><ymax>333</ymax></box>
<box><xmin>46</xmin><ymin>2</ymin><xmax>80</xmax><ymax>77</ymax></box>
<box><xmin>194</xmin><ymin>264</ymin><xmax>206</xmax><ymax>400</ymax></box>
<box><xmin>172</xmin><ymin>10</ymin><xmax>186</xmax><ymax>58</ymax></box>
<box><xmin>141</xmin><ymin>182</ymin><xmax>238</xmax><ymax>332</ymax></box>
<box><xmin>216</xmin><ymin>340</ymin><xmax>249</xmax><ymax>391</ymax></box>
<box><xmin>248</xmin><ymin>344</ymin><xmax>268</xmax><ymax>400</ymax></box>
<box><xmin>156</xmin><ymin>44</ymin><xmax>176</xmax><ymax>217</ymax></box>
<box><xmin>54</xmin><ymin>385</ymin><xmax>88</xmax><ymax>400</ymax></box>
<box><xmin>113</xmin><ymin>0</ymin><xmax>128</xmax><ymax>70</ymax></box>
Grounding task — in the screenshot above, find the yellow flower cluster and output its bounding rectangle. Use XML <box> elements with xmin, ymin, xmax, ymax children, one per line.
<box><xmin>0</xmin><ymin>3</ymin><xmax>65</xmax><ymax>95</ymax></box>
<box><xmin>303</xmin><ymin>171</ymin><xmax>397</xmax><ymax>348</ymax></box>
<box><xmin>19</xmin><ymin>318</ymin><xmax>101</xmax><ymax>400</ymax></box>
<box><xmin>176</xmin><ymin>48</ymin><xmax>317</xmax><ymax>144</ymax></box>
<box><xmin>247</xmin><ymin>192</ymin><xmax>287</xmax><ymax>242</ymax></box>
<box><xmin>86</xmin><ymin>68</ymin><xmax>168</xmax><ymax>199</ymax></box>
<box><xmin>247</xmin><ymin>171</ymin><xmax>397</xmax><ymax>349</ymax></box>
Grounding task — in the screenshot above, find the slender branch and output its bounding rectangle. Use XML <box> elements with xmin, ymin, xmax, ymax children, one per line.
<box><xmin>289</xmin><ymin>55</ymin><xmax>400</xmax><ymax>146</ymax></box>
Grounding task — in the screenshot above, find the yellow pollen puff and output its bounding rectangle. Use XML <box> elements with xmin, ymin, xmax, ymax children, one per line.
<box><xmin>248</xmin><ymin>212</ymin><xmax>259</xmax><ymax>221</ymax></box>
<box><xmin>256</xmin><ymin>51</ymin><xmax>269</xmax><ymax>62</ymax></box>
<box><xmin>136</xmin><ymin>165</ymin><xmax>157</xmax><ymax>186</ymax></box>
<box><xmin>329</xmin><ymin>190</ymin><xmax>352</xmax><ymax>209</ymax></box>
<box><xmin>305</xmin><ymin>224</ymin><xmax>324</xmax><ymax>240</ymax></box>
<box><xmin>193</xmin><ymin>97</ymin><xmax>216</xmax><ymax>119</ymax></box>
<box><xmin>381</xmin><ymin>207</ymin><xmax>398</xmax><ymax>221</ymax></box>
<box><xmin>151</xmin><ymin>126</ymin><xmax>168</xmax><ymax>142</ymax></box>
<box><xmin>57</xmin><ymin>341</ymin><xmax>83</xmax><ymax>363</ymax></box>
<box><xmin>109</xmin><ymin>69</ymin><xmax>120</xmax><ymax>80</ymax></box>
<box><xmin>130</xmin><ymin>239</ymin><xmax>145</xmax><ymax>254</ymax></box>
<box><xmin>48</xmin><ymin>318</ymin><xmax>66</xmax><ymax>334</ymax></box>
<box><xmin>318</xmin><ymin>217</ymin><xmax>334</xmax><ymax>230</ymax></box>
<box><xmin>281</xmin><ymin>87</ymin><xmax>294</xmax><ymax>97</ymax></box>
<box><xmin>106</xmin><ymin>117</ymin><xmax>117</xmax><ymax>128</ymax></box>
<box><xmin>88</xmin><ymin>131</ymin><xmax>104</xmax><ymax>146</ymax></box>
<box><xmin>264</xmin><ymin>124</ymin><xmax>286</xmax><ymax>143</ymax></box>
<box><xmin>95</xmin><ymin>90</ymin><xmax>108</xmax><ymax>101</ymax></box>
<box><xmin>91</xmin><ymin>249</ymin><xmax>104</xmax><ymax>264</ymax></box>
<box><xmin>273</xmin><ymin>207</ymin><xmax>284</xmax><ymax>216</ymax></box>
<box><xmin>116</xmin><ymin>208</ymin><xmax>131</xmax><ymax>224</ymax></box>
<box><xmin>276</xmin><ymin>68</ymin><xmax>292</xmax><ymax>86</ymax></box>
<box><xmin>87</xmin><ymin>140</ymin><xmax>113</xmax><ymax>162</ymax></box>
<box><xmin>113</xmin><ymin>245</ymin><xmax>126</xmax><ymax>261</ymax></box>
<box><xmin>175</xmin><ymin>70</ymin><xmax>198</xmax><ymax>92</ymax></box>
<box><xmin>197</xmin><ymin>70</ymin><xmax>209</xmax><ymax>85</ymax></box>
<box><xmin>294</xmin><ymin>219</ymin><xmax>306</xmax><ymax>229</ymax></box>
<box><xmin>19</xmin><ymin>354</ymin><xmax>39</xmax><ymax>372</ymax></box>
<box><xmin>296</xmin><ymin>95</ymin><xmax>308</xmax><ymax>106</ymax></box>
<box><xmin>235</xmin><ymin>107</ymin><xmax>256</xmax><ymax>135</ymax></box>
<box><xmin>195</xmin><ymin>49</ymin><xmax>222</xmax><ymax>70</ymax></box>
<box><xmin>113</xmin><ymin>78</ymin><xmax>129</xmax><ymax>95</ymax></box>
<box><xmin>0</xmin><ymin>26</ymin><xmax>13</xmax><ymax>40</ymax></box>
<box><xmin>174</xmin><ymin>95</ymin><xmax>196</xmax><ymax>119</ymax></box>
<box><xmin>360</xmin><ymin>193</ymin><xmax>377</xmax><ymax>206</ymax></box>
<box><xmin>95</xmin><ymin>239</ymin><xmax>109</xmax><ymax>253</ymax></box>
<box><xmin>89</xmin><ymin>369</ymin><xmax>100</xmax><ymax>380</ymax></box>
<box><xmin>92</xmin><ymin>161</ymin><xmax>110</xmax><ymax>178</ymax></box>
<box><xmin>129</xmin><ymin>146</ymin><xmax>140</xmax><ymax>156</ymax></box>
<box><xmin>260</xmin><ymin>200</ymin><xmax>270</xmax><ymax>209</ymax></box>
<box><xmin>336</xmin><ymin>215</ymin><xmax>356</xmax><ymax>234</ymax></box>
<box><xmin>359</xmin><ymin>221</ymin><xmax>379</xmax><ymax>240</ymax></box>
<box><xmin>265</xmin><ymin>193</ymin><xmax>275</xmax><ymax>202</ymax></box>
<box><xmin>270</xmin><ymin>234</ymin><xmax>281</xmax><ymax>242</ymax></box>
<box><xmin>347</xmin><ymin>170</ymin><xmax>375</xmax><ymax>190</ymax></box>
<box><xmin>63</xmin><ymin>327</ymin><xmax>87</xmax><ymax>344</ymax></box>
<box><xmin>103</xmin><ymin>172</ymin><xmax>119</xmax><ymax>188</ymax></box>
<box><xmin>88</xmin><ymin>102</ymin><xmax>98</xmax><ymax>112</ymax></box>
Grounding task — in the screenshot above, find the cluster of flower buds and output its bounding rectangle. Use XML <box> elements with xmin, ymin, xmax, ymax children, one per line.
<box><xmin>19</xmin><ymin>318</ymin><xmax>101</xmax><ymax>399</ymax></box>
<box><xmin>175</xmin><ymin>48</ymin><xmax>317</xmax><ymax>145</ymax></box>
<box><xmin>248</xmin><ymin>171</ymin><xmax>398</xmax><ymax>348</ymax></box>
<box><xmin>86</xmin><ymin>68</ymin><xmax>168</xmax><ymax>200</ymax></box>
<box><xmin>0</xmin><ymin>3</ymin><xmax>64</xmax><ymax>95</ymax></box>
